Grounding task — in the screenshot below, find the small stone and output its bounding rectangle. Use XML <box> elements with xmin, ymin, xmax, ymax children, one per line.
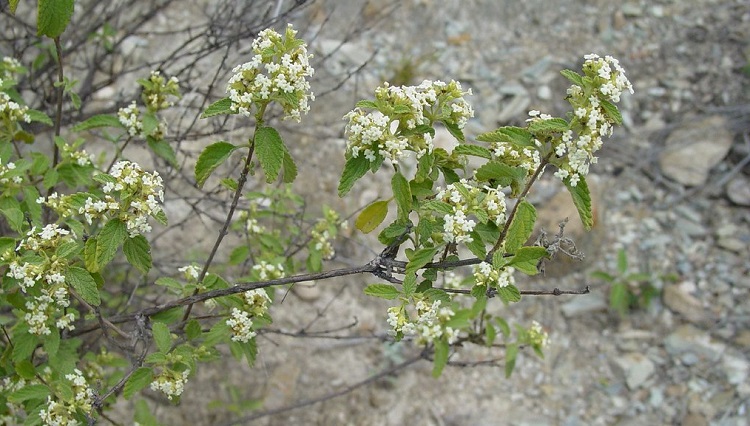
<box><xmin>613</xmin><ymin>352</ymin><xmax>655</xmax><ymax>390</ymax></box>
<box><xmin>664</xmin><ymin>324</ymin><xmax>726</xmax><ymax>361</ymax></box>
<box><xmin>659</xmin><ymin>116</ymin><xmax>734</xmax><ymax>186</ymax></box>
<box><xmin>561</xmin><ymin>292</ymin><xmax>607</xmax><ymax>317</ymax></box>
<box><xmin>722</xmin><ymin>353</ymin><xmax>749</xmax><ymax>385</ymax></box>
<box><xmin>663</xmin><ymin>282</ymin><xmax>710</xmax><ymax>324</ymax></box>
<box><xmin>727</xmin><ymin>175</ymin><xmax>750</xmax><ymax>206</ymax></box>
<box><xmin>681</xmin><ymin>413</ymin><xmax>708</xmax><ymax>426</ymax></box>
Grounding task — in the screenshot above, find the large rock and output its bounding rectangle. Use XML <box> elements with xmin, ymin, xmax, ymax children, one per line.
<box><xmin>658</xmin><ymin>116</ymin><xmax>733</xmax><ymax>186</ymax></box>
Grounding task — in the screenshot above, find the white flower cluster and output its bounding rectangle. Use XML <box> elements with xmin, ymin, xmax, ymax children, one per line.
<box><xmin>386</xmin><ymin>299</ymin><xmax>459</xmax><ymax>345</ymax></box>
<box><xmin>178</xmin><ymin>264</ymin><xmax>201</xmax><ymax>281</ymax></box>
<box><xmin>150</xmin><ymin>368</ymin><xmax>190</xmax><ymax>400</ymax></box>
<box><xmin>1</xmin><ymin>56</ymin><xmax>23</xmax><ymax>80</ymax></box>
<box><xmin>142</xmin><ymin>70</ymin><xmax>180</xmax><ymax>112</ymax></box>
<box><xmin>527</xmin><ymin>320</ymin><xmax>550</xmax><ymax>349</ymax></box>
<box><xmin>71</xmin><ymin>161</ymin><xmax>164</xmax><ymax>237</ymax></box>
<box><xmin>0</xmin><ymin>376</ymin><xmax>27</xmax><ymax>424</ymax></box>
<box><xmin>310</xmin><ymin>207</ymin><xmax>340</xmax><ymax>260</ymax></box>
<box><xmin>0</xmin><ymin>91</ymin><xmax>31</xmax><ymax>126</ymax></box>
<box><xmin>24</xmin><ymin>287</ymin><xmax>75</xmax><ymax>335</ymax></box>
<box><xmin>435</xmin><ymin>179</ymin><xmax>506</xmax><ymax>244</ymax></box>
<box><xmin>61</xmin><ymin>143</ymin><xmax>93</xmax><ymax>167</ymax></box>
<box><xmin>226</xmin><ymin>24</ymin><xmax>314</xmax><ymax>121</ymax></box>
<box><xmin>473</xmin><ymin>261</ymin><xmax>515</xmax><ymax>290</ymax></box>
<box><xmin>39</xmin><ymin>369</ymin><xmax>94</xmax><ymax>425</ymax></box>
<box><xmin>552</xmin><ymin>54</ymin><xmax>633</xmax><ymax>186</ymax></box>
<box><xmin>117</xmin><ymin>101</ymin><xmax>142</xmax><ymax>137</ymax></box>
<box><xmin>252</xmin><ymin>261</ymin><xmax>285</xmax><ymax>281</ymax></box>
<box><xmin>226</xmin><ymin>289</ymin><xmax>272</xmax><ymax>343</ymax></box>
<box><xmin>344</xmin><ymin>79</ymin><xmax>473</xmax><ymax>165</ymax></box>
<box><xmin>0</xmin><ymin>159</ymin><xmax>22</xmax><ymax>185</ymax></box>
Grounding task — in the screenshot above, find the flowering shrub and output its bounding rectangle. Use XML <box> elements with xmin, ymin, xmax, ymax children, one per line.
<box><xmin>0</xmin><ymin>3</ymin><xmax>634</xmax><ymax>424</ymax></box>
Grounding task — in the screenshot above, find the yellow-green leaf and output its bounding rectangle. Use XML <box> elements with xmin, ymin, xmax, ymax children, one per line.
<box><xmin>355</xmin><ymin>200</ymin><xmax>389</xmax><ymax>234</ymax></box>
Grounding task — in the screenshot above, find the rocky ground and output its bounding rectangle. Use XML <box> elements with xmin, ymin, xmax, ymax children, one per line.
<box><xmin>104</xmin><ymin>0</ymin><xmax>750</xmax><ymax>424</ymax></box>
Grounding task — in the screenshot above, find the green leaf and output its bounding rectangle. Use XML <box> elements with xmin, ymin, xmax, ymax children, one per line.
<box><xmin>391</xmin><ymin>173</ymin><xmax>412</xmax><ymax>222</ymax></box>
<box><xmin>282</xmin><ymin>149</ymin><xmax>297</xmax><ymax>183</ymax></box>
<box><xmin>15</xmin><ymin>359</ymin><xmax>36</xmax><ymax>380</ymax></box>
<box><xmin>528</xmin><ymin>117</ymin><xmax>569</xmax><ymax>134</ymax></box>
<box><xmin>496</xmin><ymin>285</ymin><xmax>521</xmax><ymax>304</ymax></box>
<box><xmin>420</xmin><ymin>200</ymin><xmax>453</xmax><ymax>216</ymax></box>
<box><xmin>506</xmin><ymin>246</ymin><xmax>548</xmax><ymax>276</ymax></box>
<box><xmin>66</xmin><ymin>266</ymin><xmax>101</xmax><ymax>306</ymax></box>
<box><xmin>123</xmin><ymin>235</ymin><xmax>152</xmax><ymax>274</ymax></box>
<box><xmin>151</xmin><ymin>322</ymin><xmax>172</xmax><ymax>353</ymax></box>
<box><xmin>495</xmin><ymin>317</ymin><xmax>511</xmax><ymax>338</ymax></box>
<box><xmin>0</xmin><ymin>237</ymin><xmax>16</xmax><ymax>257</ymax></box>
<box><xmin>405</xmin><ymin>246</ymin><xmax>438</xmax><ymax>275</ymax></box>
<box><xmin>402</xmin><ymin>271</ymin><xmax>417</xmax><ymax>296</ymax></box>
<box><xmin>590</xmin><ymin>271</ymin><xmax>615</xmax><ymax>282</ymax></box>
<box><xmin>443</xmin><ymin>121</ymin><xmax>465</xmax><ymax>143</ymax></box>
<box><xmin>378</xmin><ymin>221</ymin><xmax>410</xmax><ymax>245</ymax></box>
<box><xmin>476</xmin><ymin>126</ymin><xmax>533</xmax><ymax>146</ymax></box>
<box><xmin>73</xmin><ymin>114</ymin><xmax>124</xmax><ymax>132</ymax></box>
<box><xmin>464</xmin><ymin>232</ymin><xmax>486</xmax><ymax>259</ymax></box>
<box><xmin>155</xmin><ymin>277</ymin><xmax>183</xmax><ymax>290</ymax></box>
<box><xmin>338</xmin><ymin>155</ymin><xmax>370</xmax><ymax>197</ymax></box>
<box><xmin>0</xmin><ymin>196</ymin><xmax>24</xmax><ymax>232</ymax></box>
<box><xmin>355</xmin><ymin>100</ymin><xmax>378</xmax><ymax>109</ymax></box>
<box><xmin>96</xmin><ymin>218</ymin><xmax>127</xmax><ymax>270</ymax></box>
<box><xmin>617</xmin><ymin>249</ymin><xmax>628</xmax><ymax>274</ymax></box>
<box><xmin>423</xmin><ymin>288</ymin><xmax>450</xmax><ymax>304</ymax></box>
<box><xmin>201</xmin><ymin>97</ymin><xmax>234</xmax><ymax>118</ymax></box>
<box><xmin>475</xmin><ymin>162</ymin><xmax>527</xmax><ymax>187</ymax></box>
<box><xmin>26</xmin><ymin>109</ymin><xmax>53</xmax><ymax>126</ymax></box>
<box><xmin>255</xmin><ymin>126</ymin><xmax>287</xmax><ymax>183</ymax></box>
<box><xmin>142</xmin><ymin>111</ymin><xmax>159</xmax><ymax>136</ymax></box>
<box><xmin>185</xmin><ymin>320</ymin><xmax>202</xmax><ymax>341</ymax></box>
<box><xmin>504</xmin><ymin>200</ymin><xmax>536</xmax><ymax>253</ymax></box>
<box><xmin>8</xmin><ymin>384</ymin><xmax>50</xmax><ymax>403</ymax></box>
<box><xmin>22</xmin><ymin>185</ymin><xmax>43</xmax><ymax>227</ymax></box>
<box><xmin>37</xmin><ymin>0</ymin><xmax>74</xmax><ymax>37</ymax></box>
<box><xmin>147</xmin><ymin>137</ymin><xmax>178</xmax><ymax>168</ymax></box>
<box><xmin>43</xmin><ymin>328</ymin><xmax>60</xmax><ymax>357</ymax></box>
<box><xmin>610</xmin><ymin>282</ymin><xmax>629</xmax><ymax>316</ymax></box>
<box><xmin>123</xmin><ymin>367</ymin><xmax>153</xmax><ymax>400</ymax></box>
<box><xmin>432</xmin><ymin>339</ymin><xmax>449</xmax><ymax>378</ymax></box>
<box><xmin>84</xmin><ymin>237</ymin><xmax>97</xmax><ymax>272</ymax></box>
<box><xmin>453</xmin><ymin>144</ymin><xmax>492</xmax><ymax>159</ymax></box>
<box><xmin>505</xmin><ymin>343</ymin><xmax>518</xmax><ymax>378</ymax></box>
<box><xmin>363</xmin><ymin>284</ymin><xmax>400</xmax><ymax>300</ymax></box>
<box><xmin>355</xmin><ymin>200</ymin><xmax>389</xmax><ymax>234</ymax></box>
<box><xmin>600</xmin><ymin>98</ymin><xmax>623</xmax><ymax>124</ymax></box>
<box><xmin>560</xmin><ymin>69</ymin><xmax>584</xmax><ymax>86</ymax></box>
<box><xmin>12</xmin><ymin>328</ymin><xmax>37</xmax><ymax>362</ymax></box>
<box><xmin>485</xmin><ymin>322</ymin><xmax>497</xmax><ymax>346</ymax></box>
<box><xmin>134</xmin><ymin>399</ymin><xmax>160</xmax><ymax>426</ymax></box>
<box><xmin>564</xmin><ymin>175</ymin><xmax>593</xmax><ymax>230</ymax></box>
<box><xmin>194</xmin><ymin>141</ymin><xmax>237</xmax><ymax>188</ymax></box>
<box><xmin>9</xmin><ymin>0</ymin><xmax>20</xmax><ymax>13</ymax></box>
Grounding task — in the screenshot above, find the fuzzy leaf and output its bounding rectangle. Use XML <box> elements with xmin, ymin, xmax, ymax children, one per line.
<box><xmin>147</xmin><ymin>137</ymin><xmax>178</xmax><ymax>168</ymax></box>
<box><xmin>355</xmin><ymin>200</ymin><xmax>389</xmax><ymax>234</ymax></box>
<box><xmin>507</xmin><ymin>246</ymin><xmax>548</xmax><ymax>276</ymax></box>
<box><xmin>476</xmin><ymin>126</ymin><xmax>533</xmax><ymax>146</ymax></box>
<box><xmin>475</xmin><ymin>162</ymin><xmax>527</xmax><ymax>187</ymax></box>
<box><xmin>338</xmin><ymin>155</ymin><xmax>370</xmax><ymax>197</ymax></box>
<box><xmin>560</xmin><ymin>69</ymin><xmax>584</xmax><ymax>86</ymax></box>
<box><xmin>38</xmin><ymin>0</ymin><xmax>74</xmax><ymax>37</ymax></box>
<box><xmin>96</xmin><ymin>218</ymin><xmax>127</xmax><ymax>270</ymax></box>
<box><xmin>152</xmin><ymin>321</ymin><xmax>172</xmax><ymax>353</ymax></box>
<box><xmin>282</xmin><ymin>149</ymin><xmax>297</xmax><ymax>183</ymax></box>
<box><xmin>453</xmin><ymin>144</ymin><xmax>492</xmax><ymax>159</ymax></box>
<box><xmin>391</xmin><ymin>173</ymin><xmax>412</xmax><ymax>222</ymax></box>
<box><xmin>497</xmin><ymin>284</ymin><xmax>521</xmax><ymax>304</ymax></box>
<box><xmin>194</xmin><ymin>141</ymin><xmax>237</xmax><ymax>188</ymax></box>
<box><xmin>123</xmin><ymin>235</ymin><xmax>152</xmax><ymax>274</ymax></box>
<box><xmin>26</xmin><ymin>109</ymin><xmax>53</xmax><ymax>126</ymax></box>
<box><xmin>600</xmin><ymin>98</ymin><xmax>623</xmax><ymax>124</ymax></box>
<box><xmin>564</xmin><ymin>175</ymin><xmax>594</xmax><ymax>230</ymax></box>
<box><xmin>505</xmin><ymin>343</ymin><xmax>518</xmax><ymax>378</ymax></box>
<box><xmin>123</xmin><ymin>367</ymin><xmax>153</xmax><ymax>400</ymax></box>
<box><xmin>504</xmin><ymin>200</ymin><xmax>536</xmax><ymax>253</ymax></box>
<box><xmin>443</xmin><ymin>121</ymin><xmax>464</xmax><ymax>142</ymax></box>
<box><xmin>72</xmin><ymin>114</ymin><xmax>124</xmax><ymax>132</ymax></box>
<box><xmin>66</xmin><ymin>266</ymin><xmax>101</xmax><ymax>306</ymax></box>
<box><xmin>255</xmin><ymin>126</ymin><xmax>288</xmax><ymax>183</ymax></box>
<box><xmin>201</xmin><ymin>97</ymin><xmax>234</xmax><ymax>118</ymax></box>
<box><xmin>363</xmin><ymin>284</ymin><xmax>400</xmax><ymax>300</ymax></box>
<box><xmin>432</xmin><ymin>339</ymin><xmax>449</xmax><ymax>378</ymax></box>
<box><xmin>528</xmin><ymin>117</ymin><xmax>569</xmax><ymax>134</ymax></box>
<box><xmin>8</xmin><ymin>384</ymin><xmax>49</xmax><ymax>403</ymax></box>
<box><xmin>405</xmin><ymin>246</ymin><xmax>438</xmax><ymax>275</ymax></box>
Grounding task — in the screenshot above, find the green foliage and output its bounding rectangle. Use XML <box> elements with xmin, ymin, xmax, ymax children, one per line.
<box><xmin>564</xmin><ymin>175</ymin><xmax>594</xmax><ymax>230</ymax></box>
<box><xmin>255</xmin><ymin>126</ymin><xmax>293</xmax><ymax>183</ymax></box>
<box><xmin>356</xmin><ymin>200</ymin><xmax>389</xmax><ymax>233</ymax></box>
<box><xmin>592</xmin><ymin>249</ymin><xmax>661</xmax><ymax>317</ymax></box>
<box><xmin>195</xmin><ymin>141</ymin><xmax>237</xmax><ymax>188</ymax></box>
<box><xmin>37</xmin><ymin>0</ymin><xmax>75</xmax><ymax>37</ymax></box>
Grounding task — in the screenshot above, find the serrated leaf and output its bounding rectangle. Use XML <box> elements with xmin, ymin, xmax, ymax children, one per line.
<box><xmin>147</xmin><ymin>137</ymin><xmax>178</xmax><ymax>168</ymax></box>
<box><xmin>84</xmin><ymin>237</ymin><xmax>97</xmax><ymax>272</ymax></box>
<box><xmin>443</xmin><ymin>121</ymin><xmax>464</xmax><ymax>142</ymax></box>
<box><xmin>465</xmin><ymin>231</ymin><xmax>487</xmax><ymax>259</ymax></box>
<box><xmin>505</xmin><ymin>343</ymin><xmax>518</xmax><ymax>378</ymax></box>
<box><xmin>134</xmin><ymin>399</ymin><xmax>160</xmax><ymax>426</ymax></box>
<box><xmin>504</xmin><ymin>200</ymin><xmax>536</xmax><ymax>253</ymax></box>
<box><xmin>201</xmin><ymin>97</ymin><xmax>234</xmax><ymax>118</ymax></box>
<box><xmin>255</xmin><ymin>126</ymin><xmax>287</xmax><ymax>183</ymax></box>
<box><xmin>151</xmin><ymin>322</ymin><xmax>172</xmax><ymax>353</ymax></box>
<box><xmin>420</xmin><ymin>200</ymin><xmax>453</xmax><ymax>216</ymax></box>
<box><xmin>338</xmin><ymin>155</ymin><xmax>370</xmax><ymax>197</ymax></box>
<box><xmin>142</xmin><ymin>111</ymin><xmax>159</xmax><ymax>136</ymax></box>
<box><xmin>0</xmin><ymin>237</ymin><xmax>16</xmax><ymax>257</ymax></box>
<box><xmin>185</xmin><ymin>320</ymin><xmax>202</xmax><ymax>341</ymax></box>
<box><xmin>564</xmin><ymin>175</ymin><xmax>593</xmax><ymax>230</ymax></box>
<box><xmin>497</xmin><ymin>285</ymin><xmax>521</xmax><ymax>304</ymax></box>
<box><xmin>453</xmin><ymin>144</ymin><xmax>492</xmax><ymax>159</ymax></box>
<box><xmin>432</xmin><ymin>339</ymin><xmax>449</xmax><ymax>378</ymax></box>
<box><xmin>155</xmin><ymin>277</ymin><xmax>183</xmax><ymax>290</ymax></box>
<box><xmin>43</xmin><ymin>328</ymin><xmax>60</xmax><ymax>356</ymax></box>
<box><xmin>355</xmin><ymin>200</ymin><xmax>389</xmax><ymax>234</ymax></box>
<box><xmin>600</xmin><ymin>98</ymin><xmax>623</xmax><ymax>124</ymax></box>
<box><xmin>8</xmin><ymin>384</ymin><xmax>50</xmax><ymax>403</ymax></box>
<box><xmin>377</xmin><ymin>221</ymin><xmax>410</xmax><ymax>245</ymax></box>
<box><xmin>123</xmin><ymin>367</ymin><xmax>153</xmax><ymax>400</ymax></box>
<box><xmin>96</xmin><ymin>218</ymin><xmax>127</xmax><ymax>270</ymax></box>
<box><xmin>560</xmin><ymin>69</ymin><xmax>584</xmax><ymax>86</ymax></box>
<box><xmin>402</xmin><ymin>271</ymin><xmax>417</xmax><ymax>296</ymax></box>
<box><xmin>391</xmin><ymin>173</ymin><xmax>412</xmax><ymax>222</ymax></box>
<box><xmin>475</xmin><ymin>162</ymin><xmax>527</xmax><ymax>186</ymax></box>
<box><xmin>423</xmin><ymin>288</ymin><xmax>450</xmax><ymax>304</ymax></box>
<box><xmin>507</xmin><ymin>246</ymin><xmax>548</xmax><ymax>275</ymax></box>
<box><xmin>15</xmin><ymin>359</ymin><xmax>36</xmax><ymax>380</ymax></box>
<box><xmin>355</xmin><ymin>100</ymin><xmax>378</xmax><ymax>109</ymax></box>
<box><xmin>38</xmin><ymin>0</ymin><xmax>74</xmax><ymax>37</ymax></box>
<box><xmin>72</xmin><ymin>114</ymin><xmax>124</xmax><ymax>132</ymax></box>
<box><xmin>528</xmin><ymin>117</ymin><xmax>568</xmax><ymax>134</ymax></box>
<box><xmin>26</xmin><ymin>109</ymin><xmax>53</xmax><ymax>126</ymax></box>
<box><xmin>66</xmin><ymin>266</ymin><xmax>101</xmax><ymax>306</ymax></box>
<box><xmin>405</xmin><ymin>246</ymin><xmax>438</xmax><ymax>275</ymax></box>
<box><xmin>12</xmin><ymin>328</ymin><xmax>37</xmax><ymax>362</ymax></box>
<box><xmin>194</xmin><ymin>141</ymin><xmax>237</xmax><ymax>188</ymax></box>
<box><xmin>123</xmin><ymin>235</ymin><xmax>152</xmax><ymax>274</ymax></box>
<box><xmin>476</xmin><ymin>126</ymin><xmax>533</xmax><ymax>146</ymax></box>
<box><xmin>363</xmin><ymin>284</ymin><xmax>400</xmax><ymax>300</ymax></box>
